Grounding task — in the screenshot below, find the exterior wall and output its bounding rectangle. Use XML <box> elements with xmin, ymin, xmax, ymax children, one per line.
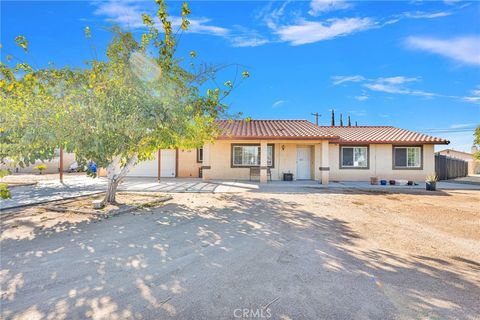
<box><xmin>177</xmin><ymin>149</ymin><xmax>202</xmax><ymax>178</ymax></box>
<box><xmin>1</xmin><ymin>152</ymin><xmax>76</xmax><ymax>174</ymax></box>
<box><xmin>205</xmin><ymin>140</ymin><xmax>324</xmax><ymax>181</ymax></box>
<box><xmin>329</xmin><ymin>143</ymin><xmax>435</xmax><ymax>181</ymax></box>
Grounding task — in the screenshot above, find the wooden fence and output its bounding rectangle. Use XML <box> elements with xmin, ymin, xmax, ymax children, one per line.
<box><xmin>435</xmin><ymin>154</ymin><xmax>468</xmax><ymax>180</ymax></box>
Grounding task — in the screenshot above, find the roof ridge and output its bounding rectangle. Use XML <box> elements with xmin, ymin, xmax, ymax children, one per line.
<box><xmin>216</xmin><ymin>119</ymin><xmax>310</xmax><ymax>122</ymax></box>
<box><xmin>318</xmin><ymin>125</ymin><xmax>394</xmax><ymax>128</ymax></box>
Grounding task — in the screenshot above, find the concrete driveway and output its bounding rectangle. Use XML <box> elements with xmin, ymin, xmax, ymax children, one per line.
<box><xmin>1</xmin><ymin>192</ymin><xmax>479</xmax><ymax>319</ymax></box>
<box><xmin>2</xmin><ymin>175</ymin><xmax>479</xmax><ymax>210</ymax></box>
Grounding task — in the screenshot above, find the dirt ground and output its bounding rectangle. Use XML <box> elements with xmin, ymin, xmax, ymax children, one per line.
<box><xmin>1</xmin><ymin>189</ymin><xmax>479</xmax><ymax>319</ymax></box>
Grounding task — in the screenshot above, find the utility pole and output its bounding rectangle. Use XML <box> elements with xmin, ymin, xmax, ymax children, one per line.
<box><xmin>311</xmin><ymin>112</ymin><xmax>321</xmax><ymax>126</ymax></box>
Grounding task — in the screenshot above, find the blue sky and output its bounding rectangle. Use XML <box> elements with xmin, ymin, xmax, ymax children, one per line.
<box><xmin>1</xmin><ymin>0</ymin><xmax>479</xmax><ymax>151</ymax></box>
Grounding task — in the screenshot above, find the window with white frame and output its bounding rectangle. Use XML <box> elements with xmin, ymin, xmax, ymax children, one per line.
<box><xmin>232</xmin><ymin>145</ymin><xmax>273</xmax><ymax>167</ymax></box>
<box><xmin>341</xmin><ymin>146</ymin><xmax>368</xmax><ymax>168</ymax></box>
<box><xmin>393</xmin><ymin>146</ymin><xmax>421</xmax><ymax>168</ymax></box>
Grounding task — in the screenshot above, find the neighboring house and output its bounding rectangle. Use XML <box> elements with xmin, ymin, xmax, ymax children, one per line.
<box><xmin>436</xmin><ymin>148</ymin><xmax>480</xmax><ymax>175</ymax></box>
<box><xmin>1</xmin><ymin>150</ymin><xmax>76</xmax><ymax>174</ymax></box>
<box><xmin>125</xmin><ymin>120</ymin><xmax>450</xmax><ymax>183</ymax></box>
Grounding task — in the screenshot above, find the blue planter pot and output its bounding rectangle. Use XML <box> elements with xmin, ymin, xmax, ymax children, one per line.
<box><xmin>426</xmin><ymin>181</ymin><xmax>436</xmax><ymax>191</ymax></box>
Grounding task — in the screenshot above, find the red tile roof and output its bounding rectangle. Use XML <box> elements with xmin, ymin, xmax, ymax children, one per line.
<box><xmin>215</xmin><ymin>120</ymin><xmax>449</xmax><ymax>144</ymax></box>
<box><xmin>215</xmin><ymin>120</ymin><xmax>338</xmax><ymax>140</ymax></box>
<box><xmin>319</xmin><ymin>126</ymin><xmax>450</xmax><ymax>145</ymax></box>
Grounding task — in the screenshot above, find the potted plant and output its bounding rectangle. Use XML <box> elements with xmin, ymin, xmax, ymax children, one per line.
<box><xmin>35</xmin><ymin>163</ymin><xmax>47</xmax><ymax>175</ymax></box>
<box><xmin>425</xmin><ymin>174</ymin><xmax>438</xmax><ymax>191</ymax></box>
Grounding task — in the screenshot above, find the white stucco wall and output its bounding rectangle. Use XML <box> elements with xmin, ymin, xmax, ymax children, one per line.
<box><xmin>329</xmin><ymin>144</ymin><xmax>435</xmax><ymax>181</ymax></box>
<box><xmin>205</xmin><ymin>140</ymin><xmax>321</xmax><ymax>181</ymax></box>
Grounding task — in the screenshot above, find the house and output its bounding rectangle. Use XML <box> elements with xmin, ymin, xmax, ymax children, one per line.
<box><xmin>0</xmin><ymin>150</ymin><xmax>76</xmax><ymax>174</ymax></box>
<box><xmin>436</xmin><ymin>148</ymin><xmax>480</xmax><ymax>175</ymax></box>
<box><xmin>126</xmin><ymin>119</ymin><xmax>450</xmax><ymax>183</ymax></box>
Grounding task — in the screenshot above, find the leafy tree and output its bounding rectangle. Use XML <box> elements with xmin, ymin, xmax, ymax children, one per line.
<box><xmin>348</xmin><ymin>116</ymin><xmax>351</xmax><ymax>127</ymax></box>
<box><xmin>474</xmin><ymin>124</ymin><xmax>480</xmax><ymax>160</ymax></box>
<box><xmin>1</xmin><ymin>0</ymin><xmax>247</xmax><ymax>204</ymax></box>
<box><xmin>331</xmin><ymin>109</ymin><xmax>335</xmax><ymax>126</ymax></box>
<box><xmin>340</xmin><ymin>113</ymin><xmax>343</xmax><ymax>126</ymax></box>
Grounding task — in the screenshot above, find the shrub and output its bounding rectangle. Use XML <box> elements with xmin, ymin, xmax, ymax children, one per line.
<box><xmin>0</xmin><ymin>183</ymin><xmax>11</xmax><ymax>199</ymax></box>
<box><xmin>35</xmin><ymin>163</ymin><xmax>47</xmax><ymax>174</ymax></box>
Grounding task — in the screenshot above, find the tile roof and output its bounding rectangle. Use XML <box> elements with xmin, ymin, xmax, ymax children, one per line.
<box><xmin>215</xmin><ymin>120</ymin><xmax>338</xmax><ymax>140</ymax></box>
<box><xmin>319</xmin><ymin>126</ymin><xmax>449</xmax><ymax>144</ymax></box>
<box><xmin>214</xmin><ymin>120</ymin><xmax>449</xmax><ymax>144</ymax></box>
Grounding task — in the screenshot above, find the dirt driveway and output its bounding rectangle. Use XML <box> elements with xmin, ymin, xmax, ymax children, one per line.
<box><xmin>1</xmin><ymin>189</ymin><xmax>479</xmax><ymax>319</ymax></box>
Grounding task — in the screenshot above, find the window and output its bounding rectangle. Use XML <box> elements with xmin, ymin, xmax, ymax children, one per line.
<box><xmin>197</xmin><ymin>148</ymin><xmax>203</xmax><ymax>163</ymax></box>
<box><xmin>232</xmin><ymin>144</ymin><xmax>274</xmax><ymax>167</ymax></box>
<box><xmin>393</xmin><ymin>146</ymin><xmax>422</xmax><ymax>168</ymax></box>
<box><xmin>341</xmin><ymin>146</ymin><xmax>368</xmax><ymax>168</ymax></box>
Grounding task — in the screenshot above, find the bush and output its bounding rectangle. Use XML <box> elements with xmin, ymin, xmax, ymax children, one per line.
<box><xmin>0</xmin><ymin>183</ymin><xmax>11</xmax><ymax>199</ymax></box>
<box><xmin>35</xmin><ymin>163</ymin><xmax>47</xmax><ymax>174</ymax></box>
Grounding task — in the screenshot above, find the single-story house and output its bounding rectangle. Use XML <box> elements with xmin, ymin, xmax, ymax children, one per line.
<box><xmin>126</xmin><ymin>119</ymin><xmax>450</xmax><ymax>184</ymax></box>
<box><xmin>436</xmin><ymin>148</ymin><xmax>480</xmax><ymax>175</ymax></box>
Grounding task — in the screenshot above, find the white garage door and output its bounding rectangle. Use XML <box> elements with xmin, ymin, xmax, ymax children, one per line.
<box><xmin>127</xmin><ymin>149</ymin><xmax>176</xmax><ymax>177</ymax></box>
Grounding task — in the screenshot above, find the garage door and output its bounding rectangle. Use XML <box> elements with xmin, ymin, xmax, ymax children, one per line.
<box><xmin>127</xmin><ymin>149</ymin><xmax>176</xmax><ymax>177</ymax></box>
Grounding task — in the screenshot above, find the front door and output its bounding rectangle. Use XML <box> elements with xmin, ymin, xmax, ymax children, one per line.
<box><xmin>296</xmin><ymin>147</ymin><xmax>311</xmax><ymax>179</ymax></box>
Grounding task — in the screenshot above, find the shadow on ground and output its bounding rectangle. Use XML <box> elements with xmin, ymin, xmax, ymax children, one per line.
<box><xmin>1</xmin><ymin>194</ymin><xmax>479</xmax><ymax>319</ymax></box>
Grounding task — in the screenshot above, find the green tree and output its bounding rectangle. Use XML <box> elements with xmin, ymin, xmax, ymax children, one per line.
<box><xmin>331</xmin><ymin>109</ymin><xmax>335</xmax><ymax>126</ymax></box>
<box><xmin>474</xmin><ymin>125</ymin><xmax>480</xmax><ymax>160</ymax></box>
<box><xmin>340</xmin><ymin>113</ymin><xmax>343</xmax><ymax>127</ymax></box>
<box><xmin>1</xmin><ymin>0</ymin><xmax>247</xmax><ymax>204</ymax></box>
<box><xmin>348</xmin><ymin>116</ymin><xmax>351</xmax><ymax>127</ymax></box>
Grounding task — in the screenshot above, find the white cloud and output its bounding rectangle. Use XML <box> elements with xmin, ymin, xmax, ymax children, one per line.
<box><xmin>405</xmin><ymin>36</ymin><xmax>480</xmax><ymax>66</ymax></box>
<box><xmin>402</xmin><ymin>11</ymin><xmax>452</xmax><ymax>19</ymax></box>
<box><xmin>228</xmin><ymin>26</ymin><xmax>269</xmax><ymax>47</ymax></box>
<box><xmin>364</xmin><ymin>83</ymin><xmax>435</xmax><ymax>97</ymax></box>
<box><xmin>93</xmin><ymin>1</ymin><xmax>229</xmax><ymax>37</ymax></box>
<box><xmin>275</xmin><ymin>17</ymin><xmax>374</xmax><ymax>45</ymax></box>
<box><xmin>355</xmin><ymin>94</ymin><xmax>369</xmax><ymax>101</ymax></box>
<box><xmin>272</xmin><ymin>100</ymin><xmax>288</xmax><ymax>108</ymax></box>
<box><xmin>450</xmin><ymin>123</ymin><xmax>476</xmax><ymax>129</ymax></box>
<box><xmin>444</xmin><ymin>0</ymin><xmax>461</xmax><ymax>5</ymax></box>
<box><xmin>377</xmin><ymin>76</ymin><xmax>420</xmax><ymax>85</ymax></box>
<box><xmin>462</xmin><ymin>86</ymin><xmax>480</xmax><ymax>103</ymax></box>
<box><xmin>332</xmin><ymin>74</ymin><xmax>438</xmax><ymax>98</ymax></box>
<box><xmin>308</xmin><ymin>0</ymin><xmax>351</xmax><ymax>16</ymax></box>
<box><xmin>332</xmin><ymin>75</ymin><xmax>365</xmax><ymax>85</ymax></box>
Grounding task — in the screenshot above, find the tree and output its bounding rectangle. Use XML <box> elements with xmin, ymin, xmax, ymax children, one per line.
<box><xmin>348</xmin><ymin>116</ymin><xmax>351</xmax><ymax>127</ymax></box>
<box><xmin>474</xmin><ymin>125</ymin><xmax>480</xmax><ymax>160</ymax></box>
<box><xmin>331</xmin><ymin>109</ymin><xmax>335</xmax><ymax>126</ymax></box>
<box><xmin>1</xmin><ymin>0</ymin><xmax>247</xmax><ymax>204</ymax></box>
<box><xmin>340</xmin><ymin>113</ymin><xmax>343</xmax><ymax>126</ymax></box>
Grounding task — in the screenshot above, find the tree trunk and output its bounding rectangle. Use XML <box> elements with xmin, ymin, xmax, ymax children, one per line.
<box><xmin>103</xmin><ymin>154</ymin><xmax>138</xmax><ymax>205</ymax></box>
<box><xmin>105</xmin><ymin>178</ymin><xmax>120</xmax><ymax>203</ymax></box>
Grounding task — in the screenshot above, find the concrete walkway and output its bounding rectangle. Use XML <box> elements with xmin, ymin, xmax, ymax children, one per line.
<box><xmin>1</xmin><ymin>176</ymin><xmax>479</xmax><ymax>210</ymax></box>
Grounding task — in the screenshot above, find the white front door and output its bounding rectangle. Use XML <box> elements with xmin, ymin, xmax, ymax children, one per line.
<box><xmin>296</xmin><ymin>147</ymin><xmax>311</xmax><ymax>180</ymax></box>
